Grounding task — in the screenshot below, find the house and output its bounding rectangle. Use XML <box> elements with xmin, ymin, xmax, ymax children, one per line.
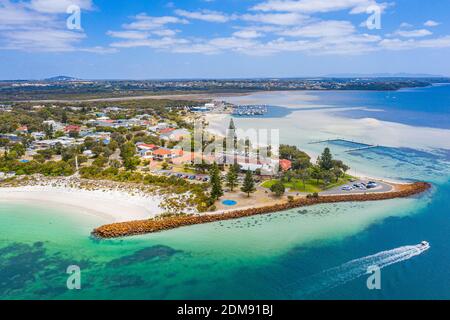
<box><xmin>42</xmin><ymin>120</ymin><xmax>64</xmax><ymax>131</ymax></box>
<box><xmin>160</xmin><ymin>128</ymin><xmax>190</xmax><ymax>141</ymax></box>
<box><xmin>79</xmin><ymin>127</ymin><xmax>94</xmax><ymax>137</ymax></box>
<box><xmin>64</xmin><ymin>125</ymin><xmax>81</xmax><ymax>134</ymax></box>
<box><xmin>83</xmin><ymin>150</ymin><xmax>95</xmax><ymax>158</ymax></box>
<box><xmin>148</xmin><ymin>122</ymin><xmax>173</xmax><ymax>132</ymax></box>
<box><xmin>31</xmin><ymin>132</ymin><xmax>46</xmax><ymax>140</ymax></box>
<box><xmin>152</xmin><ymin>148</ymin><xmax>173</xmax><ymax>161</ymax></box>
<box><xmin>136</xmin><ymin>143</ymin><xmax>159</xmax><ymax>157</ymax></box>
<box><xmin>32</xmin><ymin>137</ymin><xmax>77</xmax><ymax>149</ymax></box>
<box><xmin>158</xmin><ymin>127</ymin><xmax>176</xmax><ymax>135</ymax></box>
<box><xmin>95</xmin><ymin>119</ymin><xmax>116</xmax><ymax>127</ymax></box>
<box><xmin>238</xmin><ymin>162</ymin><xmax>276</xmax><ymax>176</ymax></box>
<box><xmin>15</xmin><ymin>126</ymin><xmax>28</xmax><ymax>134</ymax></box>
<box><xmin>279</xmin><ymin>159</ymin><xmax>292</xmax><ymax>172</ymax></box>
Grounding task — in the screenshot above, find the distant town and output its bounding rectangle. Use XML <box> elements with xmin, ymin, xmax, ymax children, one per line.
<box><xmin>1</xmin><ymin>76</ymin><xmax>449</xmax><ymax>101</ymax></box>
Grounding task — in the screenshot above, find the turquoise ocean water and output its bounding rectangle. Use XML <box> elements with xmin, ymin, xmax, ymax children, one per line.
<box><xmin>1</xmin><ymin>85</ymin><xmax>450</xmax><ymax>299</ymax></box>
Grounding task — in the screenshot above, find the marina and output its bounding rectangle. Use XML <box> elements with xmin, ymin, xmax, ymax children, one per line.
<box><xmin>232</xmin><ymin>105</ymin><xmax>268</xmax><ymax>116</ymax></box>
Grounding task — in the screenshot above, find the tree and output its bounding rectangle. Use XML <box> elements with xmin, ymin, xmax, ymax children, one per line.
<box><xmin>123</xmin><ymin>156</ymin><xmax>141</xmax><ymax>171</ymax></box>
<box><xmin>332</xmin><ymin>166</ymin><xmax>343</xmax><ymax>182</ymax></box>
<box><xmin>279</xmin><ymin>144</ymin><xmax>311</xmax><ymax>162</ymax></box>
<box><xmin>20</xmin><ymin>135</ymin><xmax>34</xmax><ymax>148</ymax></box>
<box><xmin>241</xmin><ymin>170</ymin><xmax>256</xmax><ymax>197</ymax></box>
<box><xmin>319</xmin><ymin>147</ymin><xmax>334</xmax><ymax>171</ymax></box>
<box><xmin>69</xmin><ymin>131</ymin><xmax>79</xmax><ymax>138</ymax></box>
<box><xmin>311</xmin><ymin>165</ymin><xmax>322</xmax><ymax>184</ymax></box>
<box><xmin>161</xmin><ymin>161</ymin><xmax>169</xmax><ymax>170</ymax></box>
<box><xmin>93</xmin><ymin>156</ymin><xmax>108</xmax><ymax>168</ymax></box>
<box><xmin>209</xmin><ymin>162</ymin><xmax>223</xmax><ymax>200</ymax></box>
<box><xmin>322</xmin><ymin>170</ymin><xmax>336</xmax><ymax>185</ymax></box>
<box><xmin>270</xmin><ymin>180</ymin><xmax>286</xmax><ymax>197</ymax></box>
<box><xmin>297</xmin><ymin>168</ymin><xmax>311</xmax><ymax>191</ymax></box>
<box><xmin>120</xmin><ymin>142</ymin><xmax>136</xmax><ymax>159</ymax></box>
<box><xmin>0</xmin><ymin>138</ymin><xmax>10</xmax><ymax>158</ymax></box>
<box><xmin>282</xmin><ymin>170</ymin><xmax>294</xmax><ymax>182</ymax></box>
<box><xmin>43</xmin><ymin>123</ymin><xmax>54</xmax><ymax>139</ymax></box>
<box><xmin>37</xmin><ymin>148</ymin><xmax>54</xmax><ymax>160</ymax></box>
<box><xmin>226</xmin><ymin>165</ymin><xmax>238</xmax><ymax>191</ymax></box>
<box><xmin>61</xmin><ymin>110</ymin><xmax>68</xmax><ymax>124</ymax></box>
<box><xmin>109</xmin><ymin>159</ymin><xmax>122</xmax><ymax>169</ymax></box>
<box><xmin>292</xmin><ymin>157</ymin><xmax>311</xmax><ymax>170</ymax></box>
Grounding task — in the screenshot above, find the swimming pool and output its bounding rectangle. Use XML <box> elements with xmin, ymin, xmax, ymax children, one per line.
<box><xmin>222</xmin><ymin>200</ymin><xmax>237</xmax><ymax>206</ymax></box>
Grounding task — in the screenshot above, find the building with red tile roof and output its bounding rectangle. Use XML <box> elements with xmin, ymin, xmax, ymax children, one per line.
<box><xmin>279</xmin><ymin>159</ymin><xmax>292</xmax><ymax>171</ymax></box>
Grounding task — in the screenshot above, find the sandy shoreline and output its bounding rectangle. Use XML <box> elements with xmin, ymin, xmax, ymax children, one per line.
<box><xmin>0</xmin><ymin>185</ymin><xmax>164</xmax><ymax>223</ymax></box>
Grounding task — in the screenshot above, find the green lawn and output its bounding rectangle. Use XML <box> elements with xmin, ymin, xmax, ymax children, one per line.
<box><xmin>261</xmin><ymin>175</ymin><xmax>354</xmax><ymax>193</ymax></box>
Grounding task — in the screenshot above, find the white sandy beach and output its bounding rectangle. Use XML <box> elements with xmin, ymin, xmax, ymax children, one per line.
<box><xmin>0</xmin><ymin>185</ymin><xmax>164</xmax><ymax>223</ymax></box>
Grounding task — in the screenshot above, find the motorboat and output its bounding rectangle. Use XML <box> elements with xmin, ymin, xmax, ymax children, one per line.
<box><xmin>418</xmin><ymin>241</ymin><xmax>430</xmax><ymax>250</ymax></box>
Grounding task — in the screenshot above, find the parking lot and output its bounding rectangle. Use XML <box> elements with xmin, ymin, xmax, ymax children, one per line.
<box><xmin>320</xmin><ymin>180</ymin><xmax>393</xmax><ymax>196</ymax></box>
<box><xmin>152</xmin><ymin>170</ymin><xmax>210</xmax><ymax>182</ymax></box>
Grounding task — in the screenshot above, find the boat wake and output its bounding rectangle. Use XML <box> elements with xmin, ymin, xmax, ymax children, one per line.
<box><xmin>287</xmin><ymin>242</ymin><xmax>430</xmax><ymax>298</ymax></box>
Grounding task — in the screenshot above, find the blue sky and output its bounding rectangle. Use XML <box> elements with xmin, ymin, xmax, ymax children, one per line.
<box><xmin>1</xmin><ymin>0</ymin><xmax>450</xmax><ymax>79</ymax></box>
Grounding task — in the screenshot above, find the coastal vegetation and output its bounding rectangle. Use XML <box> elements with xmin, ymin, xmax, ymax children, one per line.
<box><xmin>265</xmin><ymin>145</ymin><xmax>352</xmax><ymax>194</ymax></box>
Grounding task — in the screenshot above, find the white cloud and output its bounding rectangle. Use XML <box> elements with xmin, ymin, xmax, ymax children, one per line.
<box><xmin>3</xmin><ymin>28</ymin><xmax>85</xmax><ymax>52</ymax></box>
<box><xmin>110</xmin><ymin>37</ymin><xmax>189</xmax><ymax>49</ymax></box>
<box><xmin>399</xmin><ymin>22</ymin><xmax>413</xmax><ymax>28</ymax></box>
<box><xmin>174</xmin><ymin>9</ymin><xmax>231</xmax><ymax>23</ymax></box>
<box><xmin>278</xmin><ymin>20</ymin><xmax>355</xmax><ymax>38</ymax></box>
<box><xmin>123</xmin><ymin>14</ymin><xmax>189</xmax><ymax>31</ymax></box>
<box><xmin>107</xmin><ymin>30</ymin><xmax>149</xmax><ymax>40</ymax></box>
<box><xmin>252</xmin><ymin>0</ymin><xmax>387</xmax><ymax>14</ymax></box>
<box><xmin>233</xmin><ymin>30</ymin><xmax>263</xmax><ymax>39</ymax></box>
<box><xmin>29</xmin><ymin>0</ymin><xmax>93</xmax><ymax>13</ymax></box>
<box><xmin>394</xmin><ymin>29</ymin><xmax>432</xmax><ymax>38</ymax></box>
<box><xmin>0</xmin><ymin>0</ymin><xmax>110</xmax><ymax>53</ymax></box>
<box><xmin>424</xmin><ymin>20</ymin><xmax>440</xmax><ymax>27</ymax></box>
<box><xmin>380</xmin><ymin>36</ymin><xmax>450</xmax><ymax>50</ymax></box>
<box><xmin>241</xmin><ymin>12</ymin><xmax>308</xmax><ymax>26</ymax></box>
<box><xmin>103</xmin><ymin>0</ymin><xmax>450</xmax><ymax>58</ymax></box>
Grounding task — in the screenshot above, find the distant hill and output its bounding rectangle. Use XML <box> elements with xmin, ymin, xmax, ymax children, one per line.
<box><xmin>44</xmin><ymin>76</ymin><xmax>79</xmax><ymax>82</ymax></box>
<box><xmin>324</xmin><ymin>73</ymin><xmax>445</xmax><ymax>78</ymax></box>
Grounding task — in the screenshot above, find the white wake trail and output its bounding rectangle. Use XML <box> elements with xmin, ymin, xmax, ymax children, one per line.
<box><xmin>288</xmin><ymin>243</ymin><xmax>430</xmax><ymax>298</ymax></box>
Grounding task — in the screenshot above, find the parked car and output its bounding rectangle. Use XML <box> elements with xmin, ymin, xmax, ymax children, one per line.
<box><xmin>367</xmin><ymin>181</ymin><xmax>378</xmax><ymax>189</ymax></box>
<box><xmin>342</xmin><ymin>185</ymin><xmax>353</xmax><ymax>191</ymax></box>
